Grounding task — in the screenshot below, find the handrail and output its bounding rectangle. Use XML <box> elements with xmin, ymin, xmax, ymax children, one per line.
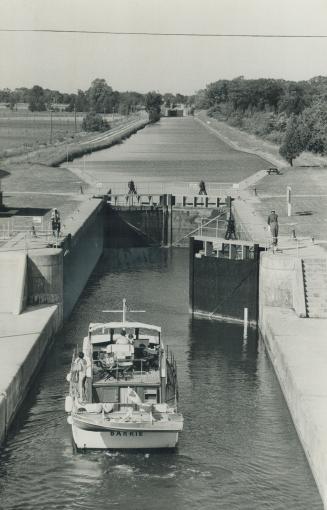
<box><xmin>91</xmin><ymin>181</ymin><xmax>234</xmax><ymax>196</ymax></box>
<box><xmin>172</xmin><ymin>210</ymin><xmax>227</xmax><ymax>246</ymax></box>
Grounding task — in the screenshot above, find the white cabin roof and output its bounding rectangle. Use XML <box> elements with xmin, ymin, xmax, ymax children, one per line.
<box><xmin>88</xmin><ymin>321</ymin><xmax>161</xmax><ymax>334</ymax></box>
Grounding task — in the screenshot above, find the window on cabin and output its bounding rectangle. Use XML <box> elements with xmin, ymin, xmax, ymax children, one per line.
<box><xmin>92</xmin><ymin>386</ymin><xmax>119</xmax><ymax>403</ymax></box>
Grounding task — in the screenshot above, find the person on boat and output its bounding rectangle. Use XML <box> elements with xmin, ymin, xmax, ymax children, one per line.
<box><xmin>116</xmin><ymin>329</ymin><xmax>129</xmax><ymax>345</ymax></box>
<box><xmin>72</xmin><ymin>352</ymin><xmax>87</xmax><ymax>400</ymax></box>
<box><xmin>127</xmin><ymin>333</ymin><xmax>134</xmax><ymax>344</ymax></box>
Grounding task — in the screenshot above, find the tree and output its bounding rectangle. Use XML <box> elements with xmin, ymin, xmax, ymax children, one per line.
<box><xmin>145</xmin><ymin>92</ymin><xmax>162</xmax><ymax>123</ymax></box>
<box><xmin>278</xmin><ymin>82</ymin><xmax>309</xmax><ymax>115</ymax></box>
<box><xmin>9</xmin><ymin>91</ymin><xmax>18</xmax><ymax>111</ymax></box>
<box><xmin>29</xmin><ymin>85</ymin><xmax>46</xmax><ymax>111</ymax></box>
<box><xmin>70</xmin><ymin>90</ymin><xmax>89</xmax><ymax>112</ymax></box>
<box><xmin>82</xmin><ymin>112</ymin><xmax>110</xmax><ymax>132</ymax></box>
<box><xmin>300</xmin><ymin>100</ymin><xmax>327</xmax><ymax>155</ymax></box>
<box><xmin>279</xmin><ymin>115</ymin><xmax>305</xmax><ymax>166</ymax></box>
<box><xmin>87</xmin><ymin>79</ymin><xmax>113</xmax><ymax>113</ymax></box>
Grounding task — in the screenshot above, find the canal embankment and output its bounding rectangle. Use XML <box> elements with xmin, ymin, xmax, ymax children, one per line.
<box><xmin>196</xmin><ymin>110</ymin><xmax>327</xmax><ymax>169</ymax></box>
<box><xmin>259</xmin><ymin>278</ymin><xmax>327</xmax><ymax>506</ymax></box>
<box><xmin>0</xmin><ymin>196</ymin><xmax>105</xmax><ymax>445</ymax></box>
<box><xmin>1</xmin><ymin>112</ymin><xmax>326</xmax><ymax>507</ymax></box>
<box><xmin>194</xmin><ymin>112</ymin><xmax>327</xmax><ymax>506</ymax></box>
<box><xmin>3</xmin><ymin>114</ymin><xmax>149</xmax><ymax>169</ymax></box>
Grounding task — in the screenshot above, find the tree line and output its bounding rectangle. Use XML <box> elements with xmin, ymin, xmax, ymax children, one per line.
<box><xmin>0</xmin><ymin>79</ymin><xmax>146</xmax><ymax>115</ymax></box>
<box><xmin>0</xmin><ymin>79</ymin><xmax>189</xmax><ymax>117</ymax></box>
<box><xmin>0</xmin><ymin>80</ymin><xmax>193</xmax><ymax>131</ymax></box>
<box><xmin>196</xmin><ymin>76</ymin><xmax>327</xmax><ymax>164</ymax></box>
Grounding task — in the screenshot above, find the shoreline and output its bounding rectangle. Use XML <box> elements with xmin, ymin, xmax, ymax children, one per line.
<box><xmin>1</xmin><ymin>115</ymin><xmax>149</xmax><ymax>171</ymax></box>
<box><xmin>196</xmin><ymin>110</ymin><xmax>327</xmax><ymax>170</ymax></box>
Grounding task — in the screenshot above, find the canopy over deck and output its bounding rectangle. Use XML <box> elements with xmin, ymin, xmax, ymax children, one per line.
<box><xmin>88</xmin><ymin>321</ymin><xmax>161</xmax><ymax>335</ymax></box>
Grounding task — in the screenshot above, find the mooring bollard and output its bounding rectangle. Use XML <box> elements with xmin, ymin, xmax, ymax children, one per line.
<box><xmin>243</xmin><ymin>307</ymin><xmax>248</xmax><ymax>340</ymax></box>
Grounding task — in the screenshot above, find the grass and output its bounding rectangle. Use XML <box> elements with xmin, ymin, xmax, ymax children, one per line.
<box><xmin>0</xmin><ymin>111</ymin><xmax>84</xmax><ymax>156</ymax></box>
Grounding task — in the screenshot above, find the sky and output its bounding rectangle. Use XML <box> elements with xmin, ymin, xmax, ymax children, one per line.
<box><xmin>1</xmin><ymin>0</ymin><xmax>327</xmax><ymax>94</ymax></box>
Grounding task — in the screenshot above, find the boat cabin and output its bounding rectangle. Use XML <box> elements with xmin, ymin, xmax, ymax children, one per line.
<box><xmin>81</xmin><ymin>321</ymin><xmax>170</xmax><ymax>408</ymax></box>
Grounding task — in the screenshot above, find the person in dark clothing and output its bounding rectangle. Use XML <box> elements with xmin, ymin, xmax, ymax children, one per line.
<box><xmin>128</xmin><ymin>180</ymin><xmax>137</xmax><ymax>194</ymax></box>
<box><xmin>51</xmin><ymin>208</ymin><xmax>61</xmax><ymax>236</ymax></box>
<box><xmin>267</xmin><ymin>210</ymin><xmax>278</xmax><ymax>246</ymax></box>
<box><xmin>199</xmin><ymin>180</ymin><xmax>207</xmax><ymax>195</ymax></box>
<box><xmin>224</xmin><ymin>216</ymin><xmax>236</xmax><ymax>240</ymax></box>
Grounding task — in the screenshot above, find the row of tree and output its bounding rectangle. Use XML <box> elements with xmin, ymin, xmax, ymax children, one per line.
<box><xmin>0</xmin><ymin>79</ymin><xmax>146</xmax><ymax>115</ymax></box>
<box><xmin>196</xmin><ymin>76</ymin><xmax>327</xmax><ymax>164</ymax></box>
<box><xmin>0</xmin><ymin>80</ymin><xmax>191</xmax><ymax>118</ymax></box>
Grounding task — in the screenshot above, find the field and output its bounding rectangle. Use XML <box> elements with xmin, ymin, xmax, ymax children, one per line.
<box><xmin>0</xmin><ymin>111</ymin><xmax>84</xmax><ymax>157</ymax></box>
<box><xmin>0</xmin><ymin>111</ymin><xmax>123</xmax><ymax>158</ymax></box>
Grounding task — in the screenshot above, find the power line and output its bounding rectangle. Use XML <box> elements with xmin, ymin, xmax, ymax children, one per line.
<box><xmin>0</xmin><ymin>28</ymin><xmax>327</xmax><ymax>38</ymax></box>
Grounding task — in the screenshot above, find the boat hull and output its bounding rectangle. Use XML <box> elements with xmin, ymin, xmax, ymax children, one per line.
<box><xmin>72</xmin><ymin>423</ymin><xmax>179</xmax><ymax>449</ymax></box>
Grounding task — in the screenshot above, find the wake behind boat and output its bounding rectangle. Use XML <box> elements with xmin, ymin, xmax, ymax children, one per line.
<box><xmin>65</xmin><ymin>299</ymin><xmax>183</xmax><ymax>449</ymax></box>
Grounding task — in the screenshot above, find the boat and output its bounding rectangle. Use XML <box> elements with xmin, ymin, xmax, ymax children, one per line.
<box><xmin>65</xmin><ymin>299</ymin><xmax>183</xmax><ymax>449</ymax></box>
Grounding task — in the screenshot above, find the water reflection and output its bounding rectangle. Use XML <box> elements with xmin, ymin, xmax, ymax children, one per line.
<box><xmin>0</xmin><ymin>248</ymin><xmax>322</xmax><ymax>510</ymax></box>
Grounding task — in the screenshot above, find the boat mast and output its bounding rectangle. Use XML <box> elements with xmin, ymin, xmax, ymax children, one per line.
<box><xmin>122</xmin><ymin>298</ymin><xmax>127</xmax><ymax>324</ymax></box>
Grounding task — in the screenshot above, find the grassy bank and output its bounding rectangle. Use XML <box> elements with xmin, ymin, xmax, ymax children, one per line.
<box><xmin>0</xmin><ymin>114</ymin><xmax>149</xmax><ymax>168</ymax></box>
<box><xmin>197</xmin><ymin>111</ymin><xmax>327</xmax><ymax>169</ymax></box>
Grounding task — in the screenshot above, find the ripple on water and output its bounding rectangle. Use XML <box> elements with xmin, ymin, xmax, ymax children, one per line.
<box><xmin>0</xmin><ymin>248</ymin><xmax>323</xmax><ymax>510</ymax></box>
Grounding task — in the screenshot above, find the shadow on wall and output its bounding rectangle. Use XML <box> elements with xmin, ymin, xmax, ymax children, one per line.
<box><xmin>27</xmin><ymin>250</ymin><xmax>63</xmax><ymax>308</ymax></box>
<box><xmin>104</xmin><ymin>206</ymin><xmax>163</xmax><ymax>248</ymax></box>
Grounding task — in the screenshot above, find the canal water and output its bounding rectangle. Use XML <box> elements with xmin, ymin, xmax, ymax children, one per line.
<box><xmin>70</xmin><ymin>117</ymin><xmax>271</xmax><ymax>186</ymax></box>
<box><xmin>0</xmin><ymin>248</ymin><xmax>322</xmax><ymax>510</ymax></box>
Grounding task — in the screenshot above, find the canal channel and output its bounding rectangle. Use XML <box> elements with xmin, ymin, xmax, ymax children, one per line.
<box><xmin>0</xmin><ymin>118</ymin><xmax>323</xmax><ymax>509</ymax></box>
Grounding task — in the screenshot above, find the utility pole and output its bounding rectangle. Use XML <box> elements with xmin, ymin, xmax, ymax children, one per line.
<box><xmin>287</xmin><ymin>185</ymin><xmax>292</xmax><ymax>217</ymax></box>
<box><xmin>74</xmin><ymin>104</ymin><xmax>77</xmax><ymax>133</ymax></box>
<box><xmin>50</xmin><ymin>108</ymin><xmax>53</xmax><ymax>144</ymax></box>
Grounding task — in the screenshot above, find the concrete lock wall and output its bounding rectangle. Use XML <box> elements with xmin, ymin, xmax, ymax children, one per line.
<box><xmin>259</xmin><ymin>307</ymin><xmax>327</xmax><ymax>508</ymax></box>
<box><xmin>259</xmin><ymin>252</ymin><xmax>306</xmax><ymax>318</ymax></box>
<box><xmin>0</xmin><ymin>199</ymin><xmax>105</xmax><ymax>446</ymax></box>
<box><xmin>27</xmin><ymin>249</ymin><xmax>63</xmax><ymax>319</ymax></box>
<box><xmin>0</xmin><ymin>252</ymin><xmax>28</xmax><ymax>315</ymax></box>
<box><xmin>104</xmin><ymin>206</ymin><xmax>164</xmax><ymax>248</ymax></box>
<box><xmin>63</xmin><ymin>201</ymin><xmax>104</xmax><ymax>318</ymax></box>
<box><xmin>189</xmin><ymin>238</ymin><xmax>260</xmax><ymax>323</ymax></box>
<box><xmin>0</xmin><ymin>305</ymin><xmax>61</xmax><ymax>444</ymax></box>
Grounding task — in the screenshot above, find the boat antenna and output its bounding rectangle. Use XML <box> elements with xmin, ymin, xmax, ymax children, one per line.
<box><xmin>102</xmin><ymin>299</ymin><xmax>145</xmax><ymax>324</ymax></box>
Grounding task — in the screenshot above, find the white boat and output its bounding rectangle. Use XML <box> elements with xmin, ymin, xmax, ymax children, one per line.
<box><xmin>65</xmin><ymin>299</ymin><xmax>183</xmax><ymax>449</ymax></box>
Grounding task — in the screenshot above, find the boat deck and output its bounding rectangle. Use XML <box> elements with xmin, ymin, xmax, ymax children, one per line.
<box><xmin>93</xmin><ymin>370</ymin><xmax>160</xmax><ymax>386</ymax></box>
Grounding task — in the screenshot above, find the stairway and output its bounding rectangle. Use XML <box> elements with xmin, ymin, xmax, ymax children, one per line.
<box><xmin>302</xmin><ymin>258</ymin><xmax>327</xmax><ymax>318</ymax></box>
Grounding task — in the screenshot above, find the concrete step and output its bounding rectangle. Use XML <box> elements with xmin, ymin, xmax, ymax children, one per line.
<box><xmin>303</xmin><ymin>268</ymin><xmax>327</xmax><ymax>272</ymax></box>
<box><xmin>303</xmin><ymin>262</ymin><xmax>326</xmax><ymax>265</ymax></box>
<box><xmin>303</xmin><ymin>270</ymin><xmax>327</xmax><ymax>276</ymax></box>
<box><xmin>304</xmin><ymin>289</ymin><xmax>327</xmax><ymax>294</ymax></box>
<box><xmin>306</xmin><ymin>293</ymin><xmax>327</xmax><ymax>303</ymax></box>
<box><xmin>303</xmin><ymin>258</ymin><xmax>327</xmax><ymax>263</ymax></box>
<box><xmin>304</xmin><ymin>282</ymin><xmax>327</xmax><ymax>287</ymax></box>
<box><xmin>304</xmin><ymin>276</ymin><xmax>327</xmax><ymax>287</ymax></box>
<box><xmin>305</xmin><ymin>293</ymin><xmax>327</xmax><ymax>299</ymax></box>
<box><xmin>307</xmin><ymin>306</ymin><xmax>327</xmax><ymax>312</ymax></box>
<box><xmin>303</xmin><ymin>271</ymin><xmax>327</xmax><ymax>277</ymax></box>
<box><xmin>305</xmin><ymin>289</ymin><xmax>327</xmax><ymax>295</ymax></box>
